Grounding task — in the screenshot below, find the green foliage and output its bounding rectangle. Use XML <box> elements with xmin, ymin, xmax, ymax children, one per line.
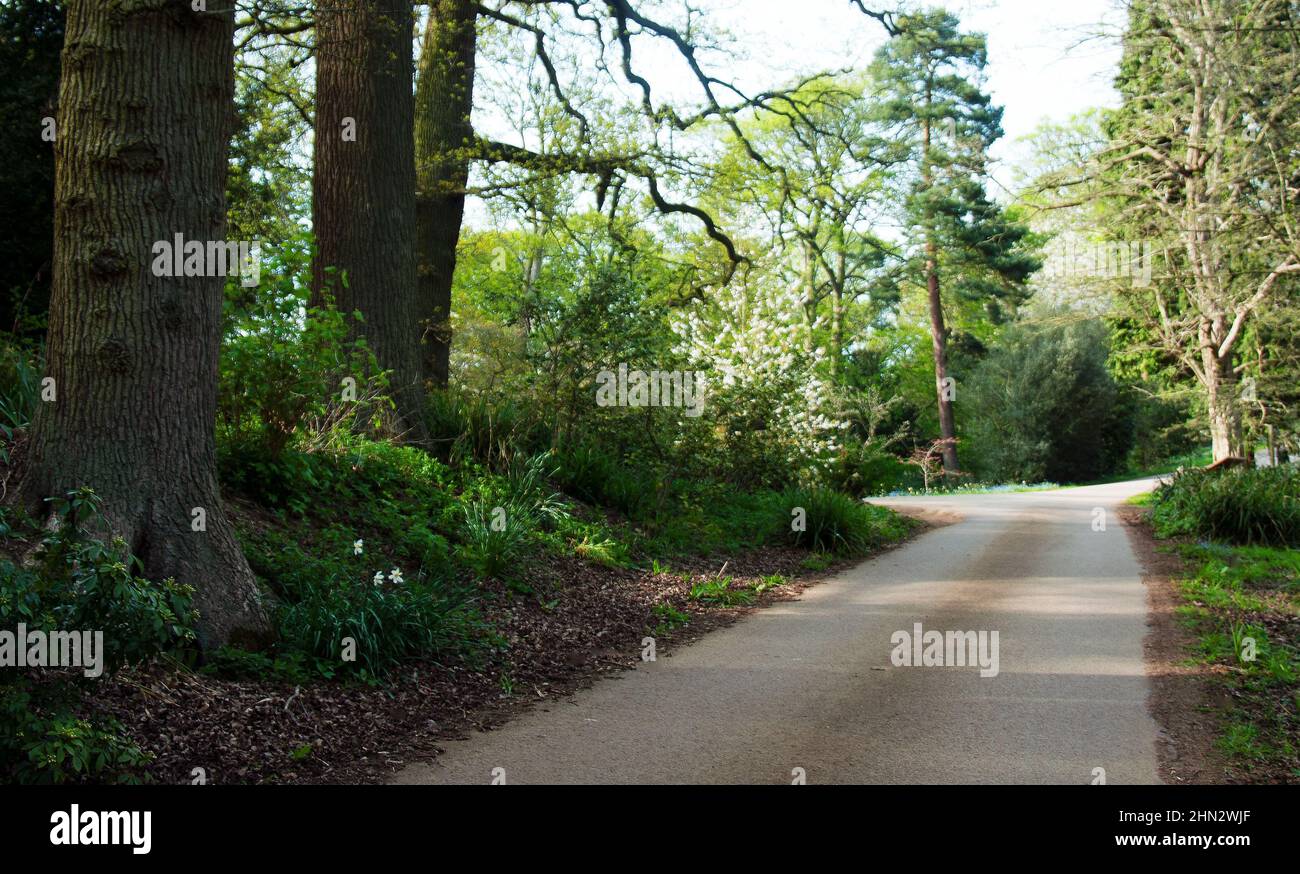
<box><xmin>200</xmin><ymin>646</ymin><xmax>314</xmax><ymax>684</ymax></box>
<box><xmin>502</xmin><ymin>451</ymin><xmax>567</xmax><ymax>525</ymax></box>
<box><xmin>424</xmin><ymin>388</ymin><xmax>547</xmax><ymax>468</ymax></box>
<box><xmin>829</xmin><ymin>436</ymin><xmax>915</xmax><ymax>497</ymax></box>
<box><xmin>277</xmin><ymin>569</ymin><xmax>490</xmax><ymax>679</ymax></box>
<box><xmin>221</xmin><ymin>440</ymin><xmax>496</xmax><ymax>677</ymax></box>
<box><xmin>219</xmin><ymin>234</ymin><xmax>388</xmax><ymax>458</ymax></box>
<box><xmin>650</xmin><ymin>602</ymin><xmax>690</xmax><ymax>635</ymax></box>
<box><xmin>0</xmin><ymin>489</ymin><xmax>194</xmax><ymax>784</ymax></box>
<box><xmin>688</xmin><ymin>575</ymin><xmax>756</xmax><ymax>607</ymax></box>
<box><xmin>781</xmin><ymin>486</ymin><xmax>911</xmax><ymax>555</ymax></box>
<box><xmin>456</xmin><ymin>500</ymin><xmax>533</xmax><ymax>583</ymax></box>
<box><xmin>0</xmin><ymin>339</ymin><xmax>40</xmax><ymax>463</ymax></box>
<box><xmin>456</xmin><ymin>452</ymin><xmax>572</xmax><ymax>582</ymax></box>
<box><xmin>572</xmin><ymin>534</ymin><xmax>625</xmax><ymax>567</ymax></box>
<box><xmin>0</xmin><ymin>489</ymin><xmax>197</xmax><ymax>666</ymax></box>
<box><xmin>636</xmin><ymin>483</ymin><xmax>783</xmax><ymax>556</ymax></box>
<box><xmin>870</xmin><ymin>9</ymin><xmax>1038</xmax><ymax>318</ymax></box>
<box><xmin>1169</xmin><ymin>539</ymin><xmax>1299</xmax><ymax>774</ymax></box>
<box><xmin>801</xmin><ymin>553</ymin><xmax>835</xmax><ymax>572</ymax></box>
<box><xmin>963</xmin><ymin>319</ymin><xmax>1130</xmax><ymax>484</ymax></box>
<box><xmin>222</xmin><ymin>437</ymin><xmax>454</xmax><ymax>541</ymax></box>
<box><xmin>220</xmin><ymin>443</ymin><xmax>332</xmax><ymax>517</ymax></box>
<box><xmin>1</xmin><ymin>684</ymin><xmax>149</xmax><ymax>785</ymax></box>
<box><xmin>1151</xmin><ymin>466</ymin><xmax>1300</xmax><ymax>547</ymax></box>
<box><xmin>553</xmin><ymin>440</ymin><xmax>661</xmax><ymax>519</ymax></box>
<box><xmin>227</xmin><ymin>47</ymin><xmax>311</xmax><ymax>245</ymax></box>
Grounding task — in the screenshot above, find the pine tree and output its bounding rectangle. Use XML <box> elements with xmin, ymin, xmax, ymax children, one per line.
<box><xmin>870</xmin><ymin>9</ymin><xmax>1037</xmax><ymax>474</ymax></box>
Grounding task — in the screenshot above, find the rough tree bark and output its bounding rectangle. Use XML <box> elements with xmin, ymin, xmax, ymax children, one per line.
<box><xmin>415</xmin><ymin>0</ymin><xmax>478</xmax><ymax>390</ymax></box>
<box><xmin>313</xmin><ymin>0</ymin><xmax>427</xmax><ymax>437</ymax></box>
<box><xmin>19</xmin><ymin>0</ymin><xmax>271</xmax><ymax>650</ymax></box>
<box><xmin>1200</xmin><ymin>316</ymin><xmax>1245</xmax><ymax>460</ymax></box>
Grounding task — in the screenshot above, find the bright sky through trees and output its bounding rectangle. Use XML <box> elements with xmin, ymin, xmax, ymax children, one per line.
<box><xmin>463</xmin><ymin>0</ymin><xmax>1124</xmax><ymax>227</ymax></box>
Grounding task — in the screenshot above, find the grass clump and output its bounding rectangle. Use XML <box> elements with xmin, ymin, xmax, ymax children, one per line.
<box><xmin>781</xmin><ymin>486</ymin><xmax>913</xmax><ymax>555</ymax></box>
<box><xmin>1150</xmin><ymin>466</ymin><xmax>1299</xmax><ymax>547</ymax></box>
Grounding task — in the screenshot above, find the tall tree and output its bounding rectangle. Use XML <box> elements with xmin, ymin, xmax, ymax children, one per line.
<box><xmin>871</xmin><ymin>9</ymin><xmax>1037</xmax><ymax>474</ymax></box>
<box><xmin>312</xmin><ymin>0</ymin><xmax>427</xmax><ymax>438</ymax></box>
<box><xmin>1102</xmin><ymin>0</ymin><xmax>1300</xmax><ymax>461</ymax></box>
<box><xmin>18</xmin><ymin>0</ymin><xmax>271</xmax><ymax>649</ymax></box>
<box><xmin>415</xmin><ymin>0</ymin><xmax>478</xmax><ymax>389</ymax></box>
<box><xmin>405</xmin><ymin>1</ymin><xmax>902</xmax><ymax>386</ymax></box>
<box><xmin>713</xmin><ymin>77</ymin><xmax>896</xmax><ymax>382</ymax></box>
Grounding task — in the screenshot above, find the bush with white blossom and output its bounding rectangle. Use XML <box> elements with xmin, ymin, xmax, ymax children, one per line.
<box><xmin>671</xmin><ymin>272</ymin><xmax>848</xmax><ymax>485</ymax></box>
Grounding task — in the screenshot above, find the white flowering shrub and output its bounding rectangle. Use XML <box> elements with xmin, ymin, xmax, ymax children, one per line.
<box><xmin>671</xmin><ymin>274</ymin><xmax>848</xmax><ymax>486</ymax></box>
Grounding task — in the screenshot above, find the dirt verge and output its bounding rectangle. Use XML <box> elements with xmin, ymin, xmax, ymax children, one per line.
<box><xmin>1118</xmin><ymin>504</ymin><xmax>1236</xmax><ymax>784</ymax></box>
<box><xmin>92</xmin><ymin>523</ymin><xmax>925</xmax><ymax>785</ymax></box>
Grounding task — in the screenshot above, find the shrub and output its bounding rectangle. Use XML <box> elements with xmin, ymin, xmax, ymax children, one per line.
<box><xmin>828</xmin><ymin>437</ymin><xmax>914</xmax><ymax>497</ymax></box>
<box><xmin>963</xmin><ymin>318</ymin><xmax>1130</xmax><ymax>484</ymax></box>
<box><xmin>0</xmin><ymin>489</ymin><xmax>197</xmax><ymax>665</ymax></box>
<box><xmin>234</xmin><ymin>512</ymin><xmax>484</xmax><ymax>678</ymax></box>
<box><xmin>553</xmin><ymin>441</ymin><xmax>661</xmax><ymax>519</ymax></box>
<box><xmin>552</xmin><ymin>441</ymin><xmax>618</xmax><ymax>504</ymax></box>
<box><xmin>220</xmin><ymin>236</ymin><xmax>388</xmax><ymax>457</ymax></box>
<box><xmin>780</xmin><ymin>486</ymin><xmax>910</xmax><ymax>555</ymax></box>
<box><xmin>424</xmin><ymin>389</ymin><xmax>546</xmax><ymax>468</ymax></box>
<box><xmin>0</xmin><ymin>490</ymin><xmax>196</xmax><ymax>783</ymax></box>
<box><xmin>1</xmin><ymin>684</ymin><xmax>150</xmax><ymax>784</ymax></box>
<box><xmin>503</xmin><ymin>451</ymin><xmax>567</xmax><ymax>525</ymax></box>
<box><xmin>277</xmin><ymin>572</ymin><xmax>490</xmax><ymax>678</ymax></box>
<box><xmin>456</xmin><ymin>500</ymin><xmax>533</xmax><ymax>582</ymax></box>
<box><xmin>1150</xmin><ymin>466</ymin><xmax>1300</xmax><ymax>547</ymax></box>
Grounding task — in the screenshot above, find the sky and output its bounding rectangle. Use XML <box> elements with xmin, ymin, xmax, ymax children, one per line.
<box><xmin>634</xmin><ymin>0</ymin><xmax>1127</xmax><ymax>191</ymax></box>
<box><xmin>466</xmin><ymin>0</ymin><xmax>1129</xmax><ymax>224</ymax></box>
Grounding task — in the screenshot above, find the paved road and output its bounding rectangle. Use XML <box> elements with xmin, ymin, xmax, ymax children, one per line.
<box><xmin>394</xmin><ymin>479</ymin><xmax>1163</xmax><ymax>785</ymax></box>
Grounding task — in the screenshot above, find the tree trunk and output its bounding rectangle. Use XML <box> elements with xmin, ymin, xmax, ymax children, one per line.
<box><xmin>921</xmin><ymin>112</ymin><xmax>959</xmax><ymax>474</ymax></box>
<box><xmin>415</xmin><ymin>0</ymin><xmax>478</xmax><ymax>389</ymax></box>
<box><xmin>1200</xmin><ymin>317</ymin><xmax>1246</xmax><ymax>461</ymax></box>
<box><xmin>925</xmin><ymin>239</ymin><xmax>960</xmax><ymax>473</ymax></box>
<box><xmin>831</xmin><ymin>249</ymin><xmax>846</xmax><ymax>384</ymax></box>
<box><xmin>18</xmin><ymin>0</ymin><xmax>271</xmax><ymax>650</ymax></box>
<box><xmin>313</xmin><ymin>0</ymin><xmax>427</xmax><ymax>437</ymax></box>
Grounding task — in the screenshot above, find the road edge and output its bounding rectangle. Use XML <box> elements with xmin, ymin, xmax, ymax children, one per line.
<box><xmin>1118</xmin><ymin>504</ymin><xmax>1236</xmax><ymax>784</ymax></box>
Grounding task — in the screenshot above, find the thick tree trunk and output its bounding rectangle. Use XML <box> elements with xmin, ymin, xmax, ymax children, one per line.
<box><xmin>313</xmin><ymin>0</ymin><xmax>427</xmax><ymax>437</ymax></box>
<box><xmin>19</xmin><ymin>0</ymin><xmax>271</xmax><ymax>650</ymax></box>
<box><xmin>415</xmin><ymin>0</ymin><xmax>477</xmax><ymax>389</ymax></box>
<box><xmin>1200</xmin><ymin>317</ymin><xmax>1246</xmax><ymax>461</ymax></box>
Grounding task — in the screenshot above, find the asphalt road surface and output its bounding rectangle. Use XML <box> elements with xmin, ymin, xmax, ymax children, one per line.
<box><xmin>394</xmin><ymin>479</ymin><xmax>1163</xmax><ymax>785</ymax></box>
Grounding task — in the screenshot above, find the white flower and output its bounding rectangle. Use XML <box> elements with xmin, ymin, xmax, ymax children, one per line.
<box><xmin>388</xmin><ymin>568</ymin><xmax>404</xmax><ymax>585</ymax></box>
<box><xmin>372</xmin><ymin>571</ymin><xmax>383</xmax><ymax>586</ymax></box>
<box><xmin>353</xmin><ymin>539</ymin><xmax>364</xmax><ymax>556</ymax></box>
